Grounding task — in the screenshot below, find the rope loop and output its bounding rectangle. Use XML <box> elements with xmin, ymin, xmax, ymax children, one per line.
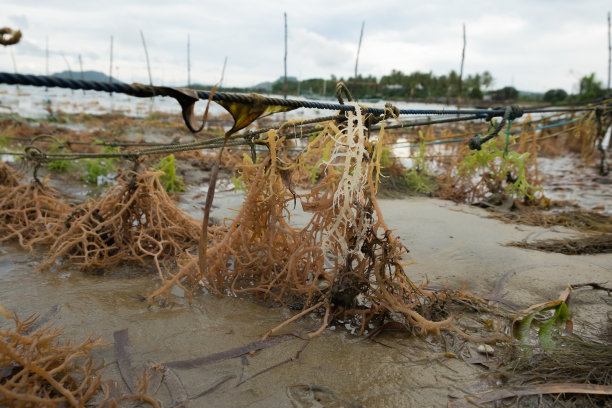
<box><xmin>24</xmin><ymin>145</ymin><xmax>46</xmax><ymax>163</ymax></box>
<box><xmin>0</xmin><ymin>27</ymin><xmax>22</xmax><ymax>46</ymax></box>
<box><xmin>335</xmin><ymin>82</ymin><xmax>353</xmax><ymax>105</ymax></box>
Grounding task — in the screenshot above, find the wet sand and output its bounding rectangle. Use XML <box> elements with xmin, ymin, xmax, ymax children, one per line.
<box><xmin>1</xmin><ymin>195</ymin><xmax>610</xmax><ymax>407</ymax></box>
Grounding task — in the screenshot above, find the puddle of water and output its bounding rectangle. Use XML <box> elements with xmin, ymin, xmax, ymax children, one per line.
<box><xmin>538</xmin><ymin>154</ymin><xmax>612</xmax><ymax>214</ymax></box>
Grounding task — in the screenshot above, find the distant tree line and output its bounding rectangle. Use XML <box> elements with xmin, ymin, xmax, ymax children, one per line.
<box><xmin>203</xmin><ymin>69</ymin><xmax>608</xmax><ymax>105</ymax></box>
<box><xmin>268</xmin><ymin>69</ymin><xmax>495</xmax><ymax>101</ymax></box>
<box><xmin>543</xmin><ymin>73</ymin><xmax>608</xmax><ymax>104</ymax></box>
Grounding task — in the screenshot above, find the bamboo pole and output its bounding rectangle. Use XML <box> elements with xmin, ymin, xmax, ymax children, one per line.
<box><xmin>607</xmin><ymin>11</ymin><xmax>610</xmax><ymax>97</ymax></box>
<box><xmin>457</xmin><ymin>23</ymin><xmax>466</xmax><ymax>113</ymax></box>
<box><xmin>109</xmin><ymin>35</ymin><xmax>114</xmax><ymax>84</ymax></box>
<box><xmin>354</xmin><ymin>21</ymin><xmax>365</xmax><ymax>99</ymax></box>
<box><xmin>78</xmin><ymin>54</ymin><xmax>84</xmax><ymax>94</ymax></box>
<box><xmin>140</xmin><ymin>29</ymin><xmax>153</xmax><ymax>86</ymax></box>
<box><xmin>283</xmin><ymin>12</ymin><xmax>288</xmax><ymax>99</ymax></box>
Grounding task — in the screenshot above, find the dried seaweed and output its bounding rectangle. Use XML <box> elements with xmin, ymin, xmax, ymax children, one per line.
<box><xmin>491</xmin><ymin>209</ymin><xmax>612</xmax><ymax>233</ymax></box>
<box><xmin>165</xmin><ymin>106</ymin><xmax>498</xmax><ymax>340</ymax></box>
<box><xmin>0</xmin><ymin>307</ymin><xmax>106</xmax><ymax>407</ymax></box>
<box><xmin>0</xmin><ymin>165</ymin><xmax>70</xmax><ymax>250</ymax></box>
<box><xmin>39</xmin><ymin>170</ymin><xmax>202</xmax><ymax>300</ymax></box>
<box><xmin>507</xmin><ymin>233</ymin><xmax>612</xmax><ymax>255</ymax></box>
<box><xmin>0</xmin><ymin>160</ymin><xmax>20</xmax><ymax>187</ymax></box>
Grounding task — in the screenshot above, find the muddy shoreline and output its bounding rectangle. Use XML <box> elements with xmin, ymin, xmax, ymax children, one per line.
<box><xmin>1</xmin><ymin>194</ymin><xmax>610</xmax><ymax>407</ymax></box>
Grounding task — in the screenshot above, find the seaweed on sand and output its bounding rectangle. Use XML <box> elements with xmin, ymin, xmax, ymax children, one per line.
<box><xmin>40</xmin><ymin>170</ymin><xmax>201</xmax><ymax>300</ymax></box>
<box><xmin>165</xmin><ymin>105</ymin><xmax>499</xmax><ymax>340</ymax></box>
<box><xmin>507</xmin><ymin>233</ymin><xmax>612</xmax><ymax>255</ymax></box>
<box><xmin>0</xmin><ymin>161</ymin><xmax>70</xmax><ymax>250</ymax></box>
<box><xmin>491</xmin><ymin>209</ymin><xmax>612</xmax><ymax>234</ymax></box>
<box><xmin>0</xmin><ymin>307</ymin><xmax>105</xmax><ymax>407</ymax></box>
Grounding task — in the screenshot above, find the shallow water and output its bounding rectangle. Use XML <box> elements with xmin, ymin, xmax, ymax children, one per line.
<box><xmin>0</xmin><ymin>242</ymin><xmax>484</xmax><ymax>407</ymax></box>
<box><xmin>538</xmin><ymin>154</ymin><xmax>612</xmax><ymax>214</ymax></box>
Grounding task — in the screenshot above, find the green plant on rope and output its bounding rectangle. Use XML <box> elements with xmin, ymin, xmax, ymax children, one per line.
<box><xmin>404</xmin><ymin>131</ymin><xmax>435</xmax><ymax>194</ymax></box>
<box><xmin>46</xmin><ymin>141</ymin><xmax>72</xmax><ymax>173</ymax></box>
<box><xmin>81</xmin><ymin>142</ymin><xmax>119</xmax><ymax>185</ymax></box>
<box><xmin>0</xmin><ymin>129</ymin><xmax>10</xmax><ymax>149</ymax></box>
<box><xmin>457</xmin><ymin>127</ymin><xmax>541</xmax><ymax>201</ymax></box>
<box><xmin>153</xmin><ymin>154</ymin><xmax>185</xmax><ymax>193</ymax></box>
<box><xmin>304</xmin><ymin>143</ymin><xmax>332</xmax><ymax>185</ymax></box>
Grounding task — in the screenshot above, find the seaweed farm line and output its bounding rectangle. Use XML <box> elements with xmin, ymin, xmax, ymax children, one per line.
<box><xmin>0</xmin><ymin>84</ymin><xmax>456</xmax><ymax>121</ymax></box>
<box><xmin>0</xmin><ymin>82</ymin><xmax>611</xmax><ymax>406</ymax></box>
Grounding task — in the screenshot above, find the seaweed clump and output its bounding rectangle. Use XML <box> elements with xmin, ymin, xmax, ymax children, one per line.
<box><xmin>169</xmin><ymin>105</ymin><xmax>495</xmax><ymax>339</ymax></box>
<box><xmin>40</xmin><ymin>170</ymin><xmax>201</xmax><ymax>299</ymax></box>
<box><xmin>0</xmin><ymin>307</ymin><xmax>105</xmax><ymax>407</ymax></box>
<box><xmin>0</xmin><ymin>161</ymin><xmax>70</xmax><ymax>250</ymax></box>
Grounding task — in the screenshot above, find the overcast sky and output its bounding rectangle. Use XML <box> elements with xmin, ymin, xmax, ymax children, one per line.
<box><xmin>1</xmin><ymin>1</ymin><xmax>611</xmax><ymax>93</ymax></box>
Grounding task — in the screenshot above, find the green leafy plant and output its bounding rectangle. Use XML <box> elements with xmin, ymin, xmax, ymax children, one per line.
<box><xmin>231</xmin><ymin>172</ymin><xmax>246</xmax><ymax>192</ymax></box>
<box><xmin>0</xmin><ymin>129</ymin><xmax>10</xmax><ymax>149</ymax></box>
<box><xmin>513</xmin><ymin>297</ymin><xmax>570</xmax><ymax>349</ymax></box>
<box><xmin>457</xmin><ymin>130</ymin><xmax>541</xmax><ymax>201</ymax></box>
<box><xmin>81</xmin><ymin>143</ymin><xmax>119</xmax><ymax>185</ymax></box>
<box><xmin>404</xmin><ymin>131</ymin><xmax>435</xmax><ymax>194</ymax></box>
<box><xmin>304</xmin><ymin>143</ymin><xmax>332</xmax><ymax>185</ymax></box>
<box><xmin>379</xmin><ymin>146</ymin><xmax>393</xmax><ymax>167</ymax></box>
<box><xmin>46</xmin><ymin>142</ymin><xmax>73</xmax><ymax>173</ymax></box>
<box><xmin>153</xmin><ymin>154</ymin><xmax>185</xmax><ymax>193</ymax></box>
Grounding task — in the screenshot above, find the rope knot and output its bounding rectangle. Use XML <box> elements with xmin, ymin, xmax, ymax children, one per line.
<box><xmin>507</xmin><ymin>104</ymin><xmax>523</xmax><ymax>121</ymax></box>
<box><xmin>468</xmin><ymin>134</ymin><xmax>484</xmax><ymax>151</ymax></box>
<box><xmin>24</xmin><ymin>146</ymin><xmax>46</xmax><ymax>163</ymax></box>
<box><xmin>383</xmin><ymin>102</ymin><xmax>400</xmax><ymax>119</ymax></box>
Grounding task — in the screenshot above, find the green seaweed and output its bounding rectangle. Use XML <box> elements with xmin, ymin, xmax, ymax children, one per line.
<box><xmin>458</xmin><ymin>132</ymin><xmax>541</xmax><ymax>201</ymax></box>
<box><xmin>403</xmin><ymin>131</ymin><xmax>435</xmax><ymax>194</ymax></box>
<box><xmin>81</xmin><ymin>143</ymin><xmax>119</xmax><ymax>185</ymax></box>
<box><xmin>46</xmin><ymin>142</ymin><xmax>73</xmax><ymax>173</ymax></box>
<box><xmin>514</xmin><ymin>301</ymin><xmax>569</xmax><ymax>349</ymax></box>
<box><xmin>153</xmin><ymin>154</ymin><xmax>185</xmax><ymax>193</ymax></box>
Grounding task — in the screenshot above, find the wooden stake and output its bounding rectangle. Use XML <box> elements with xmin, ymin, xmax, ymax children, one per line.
<box><xmin>458</xmin><ymin>23</ymin><xmax>466</xmax><ymax>113</ymax></box>
<box><xmin>109</xmin><ymin>35</ymin><xmax>114</xmax><ymax>84</ymax></box>
<box><xmin>283</xmin><ymin>12</ymin><xmax>288</xmax><ymax>99</ymax></box>
<box><xmin>140</xmin><ymin>29</ymin><xmax>153</xmax><ymax>86</ymax></box>
<box><xmin>354</xmin><ymin>21</ymin><xmax>365</xmax><ymax>100</ymax></box>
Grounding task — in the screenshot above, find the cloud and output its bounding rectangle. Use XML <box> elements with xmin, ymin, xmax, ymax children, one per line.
<box><xmin>290</xmin><ymin>28</ymin><xmax>354</xmax><ymax>77</ymax></box>
<box><xmin>9</xmin><ymin>15</ymin><xmax>29</xmax><ymax>29</ymax></box>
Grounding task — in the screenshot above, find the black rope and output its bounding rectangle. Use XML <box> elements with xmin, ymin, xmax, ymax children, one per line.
<box><xmin>370</xmin><ymin>114</ymin><xmax>486</xmax><ymax>130</ymax></box>
<box><xmin>468</xmin><ymin>105</ymin><xmax>523</xmax><ymax>150</ymax></box>
<box><xmin>0</xmin><ymin>72</ymin><xmax>596</xmax><ymax>118</ymax></box>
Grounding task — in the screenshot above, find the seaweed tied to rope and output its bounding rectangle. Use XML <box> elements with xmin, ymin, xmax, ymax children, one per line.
<box><xmin>171</xmin><ymin>104</ymin><xmax>498</xmax><ymax>340</ymax></box>
<box><xmin>40</xmin><ymin>170</ymin><xmax>202</xmax><ymax>300</ymax></box>
<box><xmin>0</xmin><ymin>161</ymin><xmax>70</xmax><ymax>250</ymax></box>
